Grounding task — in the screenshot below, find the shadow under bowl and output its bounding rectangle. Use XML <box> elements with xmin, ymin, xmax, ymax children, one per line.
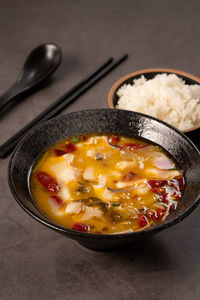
<box><xmin>8</xmin><ymin>109</ymin><xmax>200</xmax><ymax>251</ymax></box>
<box><xmin>108</xmin><ymin>68</ymin><xmax>200</xmax><ymax>133</ymax></box>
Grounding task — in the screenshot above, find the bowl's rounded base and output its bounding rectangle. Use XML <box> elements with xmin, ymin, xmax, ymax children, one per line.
<box><xmin>72</xmin><ymin>237</ymin><xmax>138</xmax><ymax>252</ymax></box>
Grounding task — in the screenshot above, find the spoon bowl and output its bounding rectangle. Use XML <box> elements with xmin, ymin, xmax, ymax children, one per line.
<box><xmin>0</xmin><ymin>43</ymin><xmax>62</xmax><ymax>112</ymax></box>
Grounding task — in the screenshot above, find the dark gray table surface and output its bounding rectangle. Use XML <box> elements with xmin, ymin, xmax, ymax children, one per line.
<box><xmin>0</xmin><ymin>1</ymin><xmax>200</xmax><ymax>299</ymax></box>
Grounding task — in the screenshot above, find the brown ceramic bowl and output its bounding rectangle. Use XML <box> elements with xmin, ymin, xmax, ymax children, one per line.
<box><xmin>108</xmin><ymin>68</ymin><xmax>200</xmax><ymax>133</ymax></box>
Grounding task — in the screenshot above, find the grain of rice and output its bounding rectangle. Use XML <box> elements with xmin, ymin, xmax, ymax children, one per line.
<box><xmin>116</xmin><ymin>73</ymin><xmax>200</xmax><ymax>131</ymax></box>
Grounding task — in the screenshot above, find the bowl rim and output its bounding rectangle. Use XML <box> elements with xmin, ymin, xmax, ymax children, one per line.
<box><xmin>107</xmin><ymin>68</ymin><xmax>200</xmax><ymax>133</ymax></box>
<box><xmin>8</xmin><ymin>108</ymin><xmax>200</xmax><ymax>241</ymax></box>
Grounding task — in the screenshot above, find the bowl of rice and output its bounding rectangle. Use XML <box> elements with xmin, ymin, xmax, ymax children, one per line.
<box><xmin>108</xmin><ymin>68</ymin><xmax>200</xmax><ymax>133</ymax></box>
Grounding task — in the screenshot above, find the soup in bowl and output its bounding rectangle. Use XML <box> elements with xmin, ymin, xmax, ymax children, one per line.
<box><xmin>30</xmin><ymin>133</ymin><xmax>184</xmax><ymax>234</ymax></box>
<box><xmin>8</xmin><ymin>109</ymin><xmax>200</xmax><ymax>250</ymax></box>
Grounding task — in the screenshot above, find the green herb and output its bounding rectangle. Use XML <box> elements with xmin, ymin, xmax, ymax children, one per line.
<box><xmin>71</xmin><ymin>137</ymin><xmax>79</xmax><ymax>144</ymax></box>
<box><xmin>112</xmin><ymin>202</ymin><xmax>120</xmax><ymax>207</ymax></box>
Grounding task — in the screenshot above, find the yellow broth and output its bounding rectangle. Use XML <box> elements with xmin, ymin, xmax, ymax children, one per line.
<box><xmin>30</xmin><ymin>134</ymin><xmax>184</xmax><ymax>234</ymax></box>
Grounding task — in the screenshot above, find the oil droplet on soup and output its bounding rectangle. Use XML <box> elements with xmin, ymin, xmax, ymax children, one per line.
<box><xmin>30</xmin><ymin>134</ymin><xmax>184</xmax><ymax>234</ymax></box>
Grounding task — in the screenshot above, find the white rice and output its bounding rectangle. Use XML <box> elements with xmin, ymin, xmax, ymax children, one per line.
<box><xmin>116</xmin><ymin>73</ymin><xmax>200</xmax><ymax>131</ymax></box>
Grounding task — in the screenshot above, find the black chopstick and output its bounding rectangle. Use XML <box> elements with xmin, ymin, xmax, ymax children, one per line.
<box><xmin>0</xmin><ymin>54</ymin><xmax>128</xmax><ymax>158</ymax></box>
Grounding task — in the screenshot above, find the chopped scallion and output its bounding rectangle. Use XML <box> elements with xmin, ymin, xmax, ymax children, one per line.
<box><xmin>112</xmin><ymin>202</ymin><xmax>120</xmax><ymax>207</ymax></box>
<box><xmin>71</xmin><ymin>137</ymin><xmax>79</xmax><ymax>143</ymax></box>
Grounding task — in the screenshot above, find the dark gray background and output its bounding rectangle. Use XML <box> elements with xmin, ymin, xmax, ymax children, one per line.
<box><xmin>0</xmin><ymin>1</ymin><xmax>200</xmax><ymax>299</ymax></box>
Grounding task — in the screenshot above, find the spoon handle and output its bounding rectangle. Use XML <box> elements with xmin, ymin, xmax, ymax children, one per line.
<box><xmin>0</xmin><ymin>82</ymin><xmax>21</xmax><ymax>112</ymax></box>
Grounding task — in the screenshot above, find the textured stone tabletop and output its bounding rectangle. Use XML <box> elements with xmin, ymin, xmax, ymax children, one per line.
<box><xmin>0</xmin><ymin>1</ymin><xmax>200</xmax><ymax>299</ymax></box>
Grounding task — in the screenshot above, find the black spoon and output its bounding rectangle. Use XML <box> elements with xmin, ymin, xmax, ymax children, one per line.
<box><xmin>0</xmin><ymin>43</ymin><xmax>62</xmax><ymax>112</ymax></box>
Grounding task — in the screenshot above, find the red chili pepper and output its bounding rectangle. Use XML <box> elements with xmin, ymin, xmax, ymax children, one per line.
<box><xmin>148</xmin><ymin>180</ymin><xmax>167</xmax><ymax>188</ymax></box>
<box><xmin>109</xmin><ymin>135</ymin><xmax>119</xmax><ymax>147</ymax></box>
<box><xmin>46</xmin><ymin>183</ymin><xmax>60</xmax><ymax>193</ymax></box>
<box><xmin>177</xmin><ymin>177</ymin><xmax>184</xmax><ymax>191</ymax></box>
<box><xmin>72</xmin><ymin>222</ymin><xmax>90</xmax><ymax>232</ymax></box>
<box><xmin>157</xmin><ymin>208</ymin><xmax>165</xmax><ymax>220</ymax></box>
<box><xmin>36</xmin><ymin>171</ymin><xmax>55</xmax><ymax>186</ymax></box>
<box><xmin>162</xmin><ymin>193</ymin><xmax>169</xmax><ymax>203</ymax></box>
<box><xmin>146</xmin><ymin>210</ymin><xmax>157</xmax><ymax>221</ymax></box>
<box><xmin>53</xmin><ymin>148</ymin><xmax>68</xmax><ymax>156</ymax></box>
<box><xmin>169</xmin><ymin>203</ymin><xmax>176</xmax><ymax>212</ymax></box>
<box><xmin>137</xmin><ymin>215</ymin><xmax>148</xmax><ymax>227</ymax></box>
<box><xmin>151</xmin><ymin>187</ymin><xmax>165</xmax><ymax>195</ymax></box>
<box><xmin>36</xmin><ymin>171</ymin><xmax>60</xmax><ymax>193</ymax></box>
<box><xmin>50</xmin><ymin>195</ymin><xmax>63</xmax><ymax>206</ymax></box>
<box><xmin>82</xmin><ymin>135</ymin><xmax>87</xmax><ymax>141</ymax></box>
<box><xmin>65</xmin><ymin>142</ymin><xmax>77</xmax><ymax>153</ymax></box>
<box><xmin>174</xmin><ymin>193</ymin><xmax>180</xmax><ymax>201</ymax></box>
<box><xmin>122</xmin><ymin>172</ymin><xmax>136</xmax><ymax>181</ymax></box>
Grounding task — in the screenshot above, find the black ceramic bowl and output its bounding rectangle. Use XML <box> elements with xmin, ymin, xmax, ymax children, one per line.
<box><xmin>108</xmin><ymin>68</ymin><xmax>200</xmax><ymax>133</ymax></box>
<box><xmin>8</xmin><ymin>109</ymin><xmax>200</xmax><ymax>251</ymax></box>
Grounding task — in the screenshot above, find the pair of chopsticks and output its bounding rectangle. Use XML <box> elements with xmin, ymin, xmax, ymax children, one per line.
<box><xmin>0</xmin><ymin>54</ymin><xmax>128</xmax><ymax>159</ymax></box>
